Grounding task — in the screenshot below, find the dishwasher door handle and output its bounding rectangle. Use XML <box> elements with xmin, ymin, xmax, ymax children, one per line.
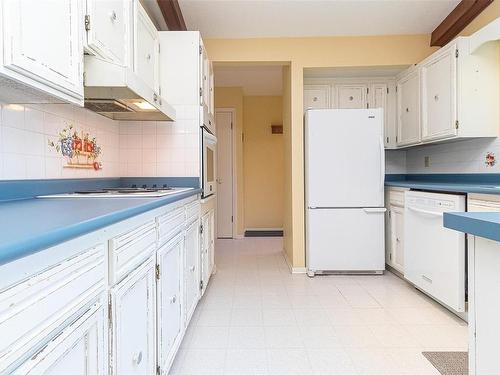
<box><xmin>407</xmin><ymin>206</ymin><xmax>443</xmax><ymax>217</ymax></box>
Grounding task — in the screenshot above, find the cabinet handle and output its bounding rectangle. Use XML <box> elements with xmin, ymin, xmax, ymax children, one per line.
<box><xmin>153</xmin><ymin>93</ymin><xmax>158</xmax><ymax>102</ymax></box>
<box><xmin>434</xmin><ymin>94</ymin><xmax>439</xmax><ymax>101</ymax></box>
<box><xmin>405</xmin><ymin>108</ymin><xmax>409</xmax><ymax>113</ymax></box>
<box><xmin>110</xmin><ymin>10</ymin><xmax>117</xmax><ymax>22</ymax></box>
<box><xmin>170</xmin><ymin>295</ymin><xmax>177</xmax><ymax>304</ymax></box>
<box><xmin>146</xmin><ymin>53</ymin><xmax>151</xmax><ymax>61</ymax></box>
<box><xmin>189</xmin><ymin>266</ymin><xmax>195</xmax><ymax>272</ymax></box>
<box><xmin>133</xmin><ymin>351</ymin><xmax>143</xmax><ymax>366</ymax></box>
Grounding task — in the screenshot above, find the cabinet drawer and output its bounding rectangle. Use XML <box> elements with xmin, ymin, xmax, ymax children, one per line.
<box><xmin>185</xmin><ymin>201</ymin><xmax>201</xmax><ymax>224</ymax></box>
<box><xmin>0</xmin><ymin>244</ymin><xmax>105</xmax><ymax>373</ymax></box>
<box><xmin>12</xmin><ymin>298</ymin><xmax>106</xmax><ymax>374</ymax></box>
<box><xmin>389</xmin><ymin>190</ymin><xmax>405</xmax><ymax>206</ymax></box>
<box><xmin>158</xmin><ymin>207</ymin><xmax>185</xmax><ymax>246</ymax></box>
<box><xmin>109</xmin><ymin>220</ymin><xmax>157</xmax><ymax>284</ymax></box>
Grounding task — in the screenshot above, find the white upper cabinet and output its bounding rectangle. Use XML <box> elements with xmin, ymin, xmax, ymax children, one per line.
<box><xmin>396</xmin><ymin>68</ymin><xmax>421</xmax><ymax>146</ymax></box>
<box><xmin>0</xmin><ymin>0</ymin><xmax>83</xmax><ymax>105</ymax></box>
<box><xmin>134</xmin><ymin>0</ymin><xmax>159</xmax><ymax>94</ymax></box>
<box><xmin>421</xmin><ymin>44</ymin><xmax>457</xmax><ymax>141</ymax></box>
<box><xmin>84</xmin><ymin>0</ymin><xmax>130</xmax><ymax>66</ymax></box>
<box><xmin>303</xmin><ymin>85</ymin><xmax>330</xmax><ymax>110</ymax></box>
<box><xmin>335</xmin><ymin>84</ymin><xmax>367</xmax><ymax>109</ymax></box>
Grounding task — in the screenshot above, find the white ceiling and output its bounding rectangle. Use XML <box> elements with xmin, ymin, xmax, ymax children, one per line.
<box><xmin>179</xmin><ymin>0</ymin><xmax>460</xmax><ymax>39</ymax></box>
<box><xmin>215</xmin><ymin>65</ymin><xmax>283</xmax><ymax>95</ymax></box>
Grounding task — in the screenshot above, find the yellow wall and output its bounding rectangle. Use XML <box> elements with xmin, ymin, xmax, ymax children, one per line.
<box><xmin>242</xmin><ymin>96</ymin><xmax>284</xmax><ymax>229</ymax></box>
<box><xmin>207</xmin><ymin>12</ymin><xmax>499</xmax><ymax>266</ymax></box>
<box><xmin>214</xmin><ymin>87</ymin><xmax>245</xmax><ymax>236</ymax></box>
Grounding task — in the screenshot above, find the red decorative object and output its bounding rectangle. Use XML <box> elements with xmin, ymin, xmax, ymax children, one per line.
<box><xmin>93</xmin><ymin>162</ymin><xmax>101</xmax><ymax>170</ymax></box>
<box><xmin>485</xmin><ymin>152</ymin><xmax>496</xmax><ymax>167</ymax></box>
<box><xmin>73</xmin><ymin>138</ymin><xmax>83</xmax><ymax>151</ymax></box>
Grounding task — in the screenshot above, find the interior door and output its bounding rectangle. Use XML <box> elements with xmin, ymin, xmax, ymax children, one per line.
<box><xmin>421</xmin><ymin>45</ymin><xmax>457</xmax><ymax>141</ymax></box>
<box><xmin>85</xmin><ymin>0</ymin><xmax>129</xmax><ymax>66</ymax></box>
<box><xmin>335</xmin><ymin>84</ymin><xmax>367</xmax><ymax>109</ymax></box>
<box><xmin>110</xmin><ymin>258</ymin><xmax>156</xmax><ymax>375</ymax></box>
<box><xmin>307</xmin><ymin>208</ymin><xmax>385</xmax><ymax>272</ymax></box>
<box><xmin>184</xmin><ymin>220</ymin><xmax>200</xmax><ymax>324</ymax></box>
<box><xmin>3</xmin><ymin>0</ymin><xmax>82</xmax><ymax>97</ymax></box>
<box><xmin>157</xmin><ymin>234</ymin><xmax>183</xmax><ymax>373</ymax></box>
<box><xmin>134</xmin><ymin>1</ymin><xmax>158</xmax><ymax>92</ymax></box>
<box><xmin>397</xmin><ymin>70</ymin><xmax>421</xmax><ymax>146</ymax></box>
<box><xmin>216</xmin><ymin>110</ymin><xmax>233</xmax><ymax>238</ymax></box>
<box><xmin>305</xmin><ymin>109</ymin><xmax>384</xmax><ymax>208</ymax></box>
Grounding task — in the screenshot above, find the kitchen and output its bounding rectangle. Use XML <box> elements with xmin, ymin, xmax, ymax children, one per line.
<box><xmin>0</xmin><ymin>1</ymin><xmax>499</xmax><ymax>374</ymax></box>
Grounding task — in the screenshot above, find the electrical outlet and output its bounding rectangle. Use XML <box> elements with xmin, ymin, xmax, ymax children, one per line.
<box><xmin>424</xmin><ymin>156</ymin><xmax>431</xmax><ymax>168</ymax></box>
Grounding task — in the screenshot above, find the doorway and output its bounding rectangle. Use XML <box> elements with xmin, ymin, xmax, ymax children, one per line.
<box><xmin>215</xmin><ymin>109</ymin><xmax>235</xmax><ymax>238</ymax></box>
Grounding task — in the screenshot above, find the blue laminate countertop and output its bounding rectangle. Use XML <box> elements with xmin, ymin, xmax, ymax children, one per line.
<box><xmin>444</xmin><ymin>212</ymin><xmax>500</xmax><ymax>243</ymax></box>
<box><xmin>0</xmin><ymin>188</ymin><xmax>202</xmax><ymax>266</ymax></box>
<box><xmin>385</xmin><ymin>174</ymin><xmax>500</xmax><ymax>194</ymax></box>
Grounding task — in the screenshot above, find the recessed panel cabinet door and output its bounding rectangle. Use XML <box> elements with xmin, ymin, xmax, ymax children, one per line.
<box><xmin>85</xmin><ymin>0</ymin><xmax>130</xmax><ymax>66</ymax></box>
<box><xmin>421</xmin><ymin>45</ymin><xmax>457</xmax><ymax>141</ymax></box>
<box><xmin>390</xmin><ymin>205</ymin><xmax>404</xmax><ymax>273</ymax></box>
<box><xmin>184</xmin><ymin>220</ymin><xmax>200</xmax><ymax>325</ymax></box>
<box><xmin>2</xmin><ymin>0</ymin><xmax>83</xmax><ymax>99</ymax></box>
<box><xmin>397</xmin><ymin>70</ymin><xmax>421</xmax><ymax>146</ymax></box>
<box><xmin>303</xmin><ymin>85</ymin><xmax>330</xmax><ymax>111</ymax></box>
<box><xmin>335</xmin><ymin>84</ymin><xmax>367</xmax><ymax>109</ymax></box>
<box><xmin>134</xmin><ymin>1</ymin><xmax>159</xmax><ymax>93</ymax></box>
<box><xmin>157</xmin><ymin>234</ymin><xmax>183</xmax><ymax>373</ymax></box>
<box><xmin>110</xmin><ymin>258</ymin><xmax>156</xmax><ymax>375</ymax></box>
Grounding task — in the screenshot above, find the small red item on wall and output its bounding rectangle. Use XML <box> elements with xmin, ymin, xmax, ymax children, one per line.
<box><xmin>84</xmin><ymin>141</ymin><xmax>94</xmax><ymax>153</ymax></box>
<box><xmin>485</xmin><ymin>152</ymin><xmax>496</xmax><ymax>167</ymax></box>
<box><xmin>73</xmin><ymin>138</ymin><xmax>83</xmax><ymax>151</ymax></box>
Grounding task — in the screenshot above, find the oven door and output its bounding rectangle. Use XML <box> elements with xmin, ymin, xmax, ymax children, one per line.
<box><xmin>202</xmin><ymin>129</ymin><xmax>217</xmax><ymax>197</ymax></box>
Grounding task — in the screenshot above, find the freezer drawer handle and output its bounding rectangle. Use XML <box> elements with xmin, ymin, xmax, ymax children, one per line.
<box><xmin>362</xmin><ymin>208</ymin><xmax>387</xmax><ymax>213</ymax></box>
<box><xmin>407</xmin><ymin>206</ymin><xmax>443</xmax><ymax>217</ymax></box>
<box><xmin>421</xmin><ymin>275</ymin><xmax>433</xmax><ymax>284</ymax></box>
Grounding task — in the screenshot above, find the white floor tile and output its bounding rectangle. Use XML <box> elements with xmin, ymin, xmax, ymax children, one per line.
<box><xmin>224</xmin><ymin>349</ymin><xmax>268</xmax><ymax>375</ymax></box>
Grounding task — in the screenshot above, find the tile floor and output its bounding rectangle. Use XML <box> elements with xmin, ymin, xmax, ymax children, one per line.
<box><xmin>171</xmin><ymin>238</ymin><xmax>467</xmax><ymax>374</ymax></box>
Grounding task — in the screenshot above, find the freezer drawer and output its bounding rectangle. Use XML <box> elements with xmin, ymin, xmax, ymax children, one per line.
<box><xmin>404</xmin><ymin>191</ymin><xmax>466</xmax><ymax>312</ymax></box>
<box><xmin>306</xmin><ymin>208</ymin><xmax>385</xmax><ymax>274</ymax></box>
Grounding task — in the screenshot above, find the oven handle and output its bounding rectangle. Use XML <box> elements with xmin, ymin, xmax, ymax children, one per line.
<box><xmin>407</xmin><ymin>206</ymin><xmax>443</xmax><ymax>218</ymax></box>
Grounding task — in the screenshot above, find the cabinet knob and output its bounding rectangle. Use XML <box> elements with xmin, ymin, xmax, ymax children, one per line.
<box><xmin>312</xmin><ymin>96</ymin><xmax>318</xmax><ymax>102</ymax></box>
<box><xmin>170</xmin><ymin>295</ymin><xmax>177</xmax><ymax>304</ymax></box>
<box><xmin>110</xmin><ymin>10</ymin><xmax>117</xmax><ymax>22</ymax></box>
<box><xmin>405</xmin><ymin>108</ymin><xmax>410</xmax><ymax>113</ymax></box>
<box><xmin>349</xmin><ymin>96</ymin><xmax>354</xmax><ymax>101</ymax></box>
<box><xmin>434</xmin><ymin>94</ymin><xmax>439</xmax><ymax>101</ymax></box>
<box><xmin>133</xmin><ymin>351</ymin><xmax>143</xmax><ymax>366</ymax></box>
<box><xmin>146</xmin><ymin>53</ymin><xmax>151</xmax><ymax>61</ymax></box>
<box><xmin>153</xmin><ymin>93</ymin><xmax>158</xmax><ymax>102</ymax></box>
<box><xmin>189</xmin><ymin>266</ymin><xmax>195</xmax><ymax>272</ymax></box>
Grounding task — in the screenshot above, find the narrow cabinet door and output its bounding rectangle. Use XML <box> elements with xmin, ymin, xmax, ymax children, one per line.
<box><xmin>184</xmin><ymin>220</ymin><xmax>200</xmax><ymax>325</ymax></box>
<box><xmin>303</xmin><ymin>85</ymin><xmax>330</xmax><ymax>111</ymax></box>
<box><xmin>397</xmin><ymin>70</ymin><xmax>421</xmax><ymax>146</ymax></box>
<box><xmin>157</xmin><ymin>234</ymin><xmax>183</xmax><ymax>373</ymax></box>
<box><xmin>110</xmin><ymin>257</ymin><xmax>156</xmax><ymax>375</ymax></box>
<box><xmin>85</xmin><ymin>0</ymin><xmax>130</xmax><ymax>66</ymax></box>
<box><xmin>421</xmin><ymin>45</ymin><xmax>457</xmax><ymax>141</ymax></box>
<box><xmin>200</xmin><ymin>212</ymin><xmax>210</xmax><ymax>296</ymax></box>
<box><xmin>335</xmin><ymin>84</ymin><xmax>367</xmax><ymax>109</ymax></box>
<box><xmin>2</xmin><ymin>0</ymin><xmax>83</xmax><ymax>99</ymax></box>
<box><xmin>134</xmin><ymin>0</ymin><xmax>159</xmax><ymax>93</ymax></box>
<box><xmin>390</xmin><ymin>205</ymin><xmax>404</xmax><ymax>273</ymax></box>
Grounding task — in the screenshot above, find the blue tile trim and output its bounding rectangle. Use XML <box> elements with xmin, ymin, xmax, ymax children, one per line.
<box><xmin>0</xmin><ymin>177</ymin><xmax>200</xmax><ymax>202</ymax></box>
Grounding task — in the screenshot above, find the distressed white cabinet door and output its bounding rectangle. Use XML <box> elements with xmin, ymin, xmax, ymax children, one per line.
<box><xmin>390</xmin><ymin>205</ymin><xmax>405</xmax><ymax>273</ymax></box>
<box><xmin>335</xmin><ymin>84</ymin><xmax>367</xmax><ymax>109</ymax></box>
<box><xmin>134</xmin><ymin>0</ymin><xmax>159</xmax><ymax>93</ymax></box>
<box><xmin>208</xmin><ymin>209</ymin><xmax>215</xmax><ymax>275</ymax></box>
<box><xmin>85</xmin><ymin>0</ymin><xmax>130</xmax><ymax>66</ymax></box>
<box><xmin>110</xmin><ymin>257</ymin><xmax>156</xmax><ymax>375</ymax></box>
<box><xmin>2</xmin><ymin>0</ymin><xmax>83</xmax><ymax>101</ymax></box>
<box><xmin>12</xmin><ymin>301</ymin><xmax>106</xmax><ymax>375</ymax></box>
<box><xmin>157</xmin><ymin>234</ymin><xmax>183</xmax><ymax>374</ymax></box>
<box><xmin>397</xmin><ymin>70</ymin><xmax>421</xmax><ymax>146</ymax></box>
<box><xmin>184</xmin><ymin>219</ymin><xmax>200</xmax><ymax>325</ymax></box>
<box><xmin>199</xmin><ymin>43</ymin><xmax>210</xmax><ymax>108</ymax></box>
<box><xmin>421</xmin><ymin>44</ymin><xmax>457</xmax><ymax>141</ymax></box>
<box><xmin>304</xmin><ymin>85</ymin><xmax>330</xmax><ymax>111</ymax></box>
<box><xmin>200</xmin><ymin>212</ymin><xmax>211</xmax><ymax>296</ymax></box>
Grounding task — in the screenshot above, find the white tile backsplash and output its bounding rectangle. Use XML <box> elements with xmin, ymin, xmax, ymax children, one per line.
<box><xmin>385</xmin><ymin>150</ymin><xmax>406</xmax><ymax>174</ymax></box>
<box><xmin>0</xmin><ymin>101</ymin><xmax>201</xmax><ymax>180</ymax></box>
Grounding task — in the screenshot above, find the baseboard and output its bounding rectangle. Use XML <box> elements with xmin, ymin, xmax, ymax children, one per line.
<box><xmin>245</xmin><ymin>229</ymin><xmax>283</xmax><ymax>237</ymax></box>
<box><xmin>282</xmin><ymin>251</ymin><xmax>306</xmax><ymax>274</ymax></box>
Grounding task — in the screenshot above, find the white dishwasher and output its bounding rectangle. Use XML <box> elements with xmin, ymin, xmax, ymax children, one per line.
<box><xmin>404</xmin><ymin>191</ymin><xmax>466</xmax><ymax>312</ymax></box>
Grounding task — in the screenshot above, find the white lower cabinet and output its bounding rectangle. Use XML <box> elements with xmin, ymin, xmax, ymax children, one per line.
<box><xmin>184</xmin><ymin>219</ymin><xmax>201</xmax><ymax>325</ymax></box>
<box><xmin>13</xmin><ymin>299</ymin><xmax>106</xmax><ymax>375</ymax></box>
<box><xmin>110</xmin><ymin>256</ymin><xmax>156</xmax><ymax>375</ymax></box>
<box><xmin>385</xmin><ymin>188</ymin><xmax>407</xmax><ymax>273</ymax></box>
<box><xmin>157</xmin><ymin>233</ymin><xmax>183</xmax><ymax>374</ymax></box>
<box><xmin>201</xmin><ymin>208</ymin><xmax>215</xmax><ymax>296</ymax></box>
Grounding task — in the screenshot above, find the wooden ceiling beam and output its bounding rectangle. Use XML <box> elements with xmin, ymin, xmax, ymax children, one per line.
<box><xmin>157</xmin><ymin>0</ymin><xmax>187</xmax><ymax>31</ymax></box>
<box><xmin>431</xmin><ymin>0</ymin><xmax>493</xmax><ymax>47</ymax></box>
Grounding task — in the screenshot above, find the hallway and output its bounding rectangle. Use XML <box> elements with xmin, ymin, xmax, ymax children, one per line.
<box><xmin>171</xmin><ymin>238</ymin><xmax>467</xmax><ymax>374</ymax></box>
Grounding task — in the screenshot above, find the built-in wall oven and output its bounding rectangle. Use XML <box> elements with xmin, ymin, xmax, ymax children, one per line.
<box><xmin>201</xmin><ymin>127</ymin><xmax>217</xmax><ymax>197</ymax></box>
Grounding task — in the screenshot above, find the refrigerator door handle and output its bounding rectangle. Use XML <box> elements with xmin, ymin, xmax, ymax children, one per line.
<box><xmin>363</xmin><ymin>208</ymin><xmax>387</xmax><ymax>213</ymax></box>
<box><xmin>379</xmin><ymin>136</ymin><xmax>385</xmax><ymax>192</ymax></box>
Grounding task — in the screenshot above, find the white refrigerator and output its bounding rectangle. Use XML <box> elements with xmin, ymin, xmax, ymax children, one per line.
<box><xmin>305</xmin><ymin>109</ymin><xmax>386</xmax><ymax>276</ymax></box>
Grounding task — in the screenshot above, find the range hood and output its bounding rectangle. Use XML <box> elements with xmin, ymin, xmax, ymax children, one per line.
<box><xmin>83</xmin><ymin>57</ymin><xmax>175</xmax><ymax>121</ymax></box>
